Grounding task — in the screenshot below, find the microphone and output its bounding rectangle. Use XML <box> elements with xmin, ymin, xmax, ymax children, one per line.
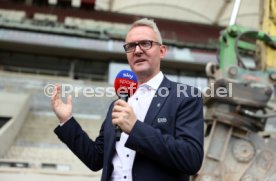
<box><xmin>114</xmin><ymin>70</ymin><xmax>138</xmax><ymax>141</ymax></box>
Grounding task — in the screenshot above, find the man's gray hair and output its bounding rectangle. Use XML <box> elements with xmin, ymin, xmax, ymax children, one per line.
<box><xmin>129</xmin><ymin>18</ymin><xmax>163</xmax><ymax>44</ymax></box>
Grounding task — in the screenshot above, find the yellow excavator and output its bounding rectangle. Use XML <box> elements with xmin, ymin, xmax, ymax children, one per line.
<box><xmin>193</xmin><ymin>0</ymin><xmax>276</xmax><ymax>180</ymax></box>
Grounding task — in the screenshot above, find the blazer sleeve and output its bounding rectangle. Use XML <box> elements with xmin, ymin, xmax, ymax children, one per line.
<box><xmin>125</xmin><ymin>92</ymin><xmax>204</xmax><ymax>175</ymax></box>
<box><xmin>53</xmin><ymin>101</ymin><xmax>115</xmax><ymax>172</ymax></box>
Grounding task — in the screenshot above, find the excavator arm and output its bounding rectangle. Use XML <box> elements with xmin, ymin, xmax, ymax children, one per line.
<box><xmin>193</xmin><ymin>0</ymin><xmax>276</xmax><ymax>180</ymax></box>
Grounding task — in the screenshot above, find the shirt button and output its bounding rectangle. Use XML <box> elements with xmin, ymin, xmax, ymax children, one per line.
<box><xmin>126</xmin><ymin>154</ymin><xmax>129</xmax><ymax>157</ymax></box>
<box><xmin>136</xmin><ymin>97</ymin><xmax>138</xmax><ymax>101</ymax></box>
<box><xmin>124</xmin><ymin>176</ymin><xmax>127</xmax><ymax>179</ymax></box>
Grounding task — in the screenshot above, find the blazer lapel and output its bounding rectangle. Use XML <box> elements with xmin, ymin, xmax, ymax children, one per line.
<box><xmin>144</xmin><ymin>77</ymin><xmax>171</xmax><ymax>126</ymax></box>
<box><xmin>107</xmin><ymin>126</ymin><xmax>116</xmax><ymax>157</ymax></box>
<box><xmin>105</xmin><ymin>103</ymin><xmax>116</xmax><ymax>167</ymax></box>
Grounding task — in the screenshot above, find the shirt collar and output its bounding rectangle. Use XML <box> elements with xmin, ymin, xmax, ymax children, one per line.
<box><xmin>139</xmin><ymin>71</ymin><xmax>164</xmax><ymax>90</ymax></box>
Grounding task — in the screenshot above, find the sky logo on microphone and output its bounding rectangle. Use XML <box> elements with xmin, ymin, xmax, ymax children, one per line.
<box><xmin>123</xmin><ymin>72</ymin><xmax>133</xmax><ymax>79</ymax></box>
<box><xmin>116</xmin><ymin>70</ymin><xmax>137</xmax><ymax>82</ymax></box>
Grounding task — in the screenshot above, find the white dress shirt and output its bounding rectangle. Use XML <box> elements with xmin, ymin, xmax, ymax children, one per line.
<box><xmin>110</xmin><ymin>71</ymin><xmax>164</xmax><ymax>181</ymax></box>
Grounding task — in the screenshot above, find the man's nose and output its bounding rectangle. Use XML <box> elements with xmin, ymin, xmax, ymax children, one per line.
<box><xmin>134</xmin><ymin>44</ymin><xmax>143</xmax><ymax>54</ymax></box>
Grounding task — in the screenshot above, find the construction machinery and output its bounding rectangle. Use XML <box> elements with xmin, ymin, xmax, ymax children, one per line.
<box><xmin>193</xmin><ymin>0</ymin><xmax>276</xmax><ymax>180</ymax></box>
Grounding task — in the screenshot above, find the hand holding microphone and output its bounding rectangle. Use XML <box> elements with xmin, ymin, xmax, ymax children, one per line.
<box><xmin>113</xmin><ymin>70</ymin><xmax>138</xmax><ymax>141</ymax></box>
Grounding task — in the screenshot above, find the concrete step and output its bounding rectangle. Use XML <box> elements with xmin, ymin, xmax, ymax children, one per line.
<box><xmin>1</xmin><ymin>112</ymin><xmax>103</xmax><ymax>177</ymax></box>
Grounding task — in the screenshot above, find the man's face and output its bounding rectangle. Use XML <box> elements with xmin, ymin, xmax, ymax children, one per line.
<box><xmin>125</xmin><ymin>26</ymin><xmax>167</xmax><ymax>78</ymax></box>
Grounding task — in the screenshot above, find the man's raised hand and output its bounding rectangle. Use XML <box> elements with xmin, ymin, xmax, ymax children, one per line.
<box><xmin>51</xmin><ymin>84</ymin><xmax>72</xmax><ymax>123</ymax></box>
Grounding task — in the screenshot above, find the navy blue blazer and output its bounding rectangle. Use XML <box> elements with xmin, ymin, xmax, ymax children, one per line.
<box><xmin>54</xmin><ymin>77</ymin><xmax>204</xmax><ymax>181</ymax></box>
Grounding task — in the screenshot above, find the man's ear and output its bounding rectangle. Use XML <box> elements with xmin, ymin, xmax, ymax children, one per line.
<box><xmin>160</xmin><ymin>45</ymin><xmax>167</xmax><ymax>59</ymax></box>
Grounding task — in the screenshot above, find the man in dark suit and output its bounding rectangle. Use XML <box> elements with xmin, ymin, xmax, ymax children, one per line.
<box><xmin>52</xmin><ymin>18</ymin><xmax>204</xmax><ymax>181</ymax></box>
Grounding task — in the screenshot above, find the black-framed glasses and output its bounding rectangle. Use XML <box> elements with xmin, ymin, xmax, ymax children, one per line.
<box><xmin>123</xmin><ymin>40</ymin><xmax>161</xmax><ymax>53</ymax></box>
